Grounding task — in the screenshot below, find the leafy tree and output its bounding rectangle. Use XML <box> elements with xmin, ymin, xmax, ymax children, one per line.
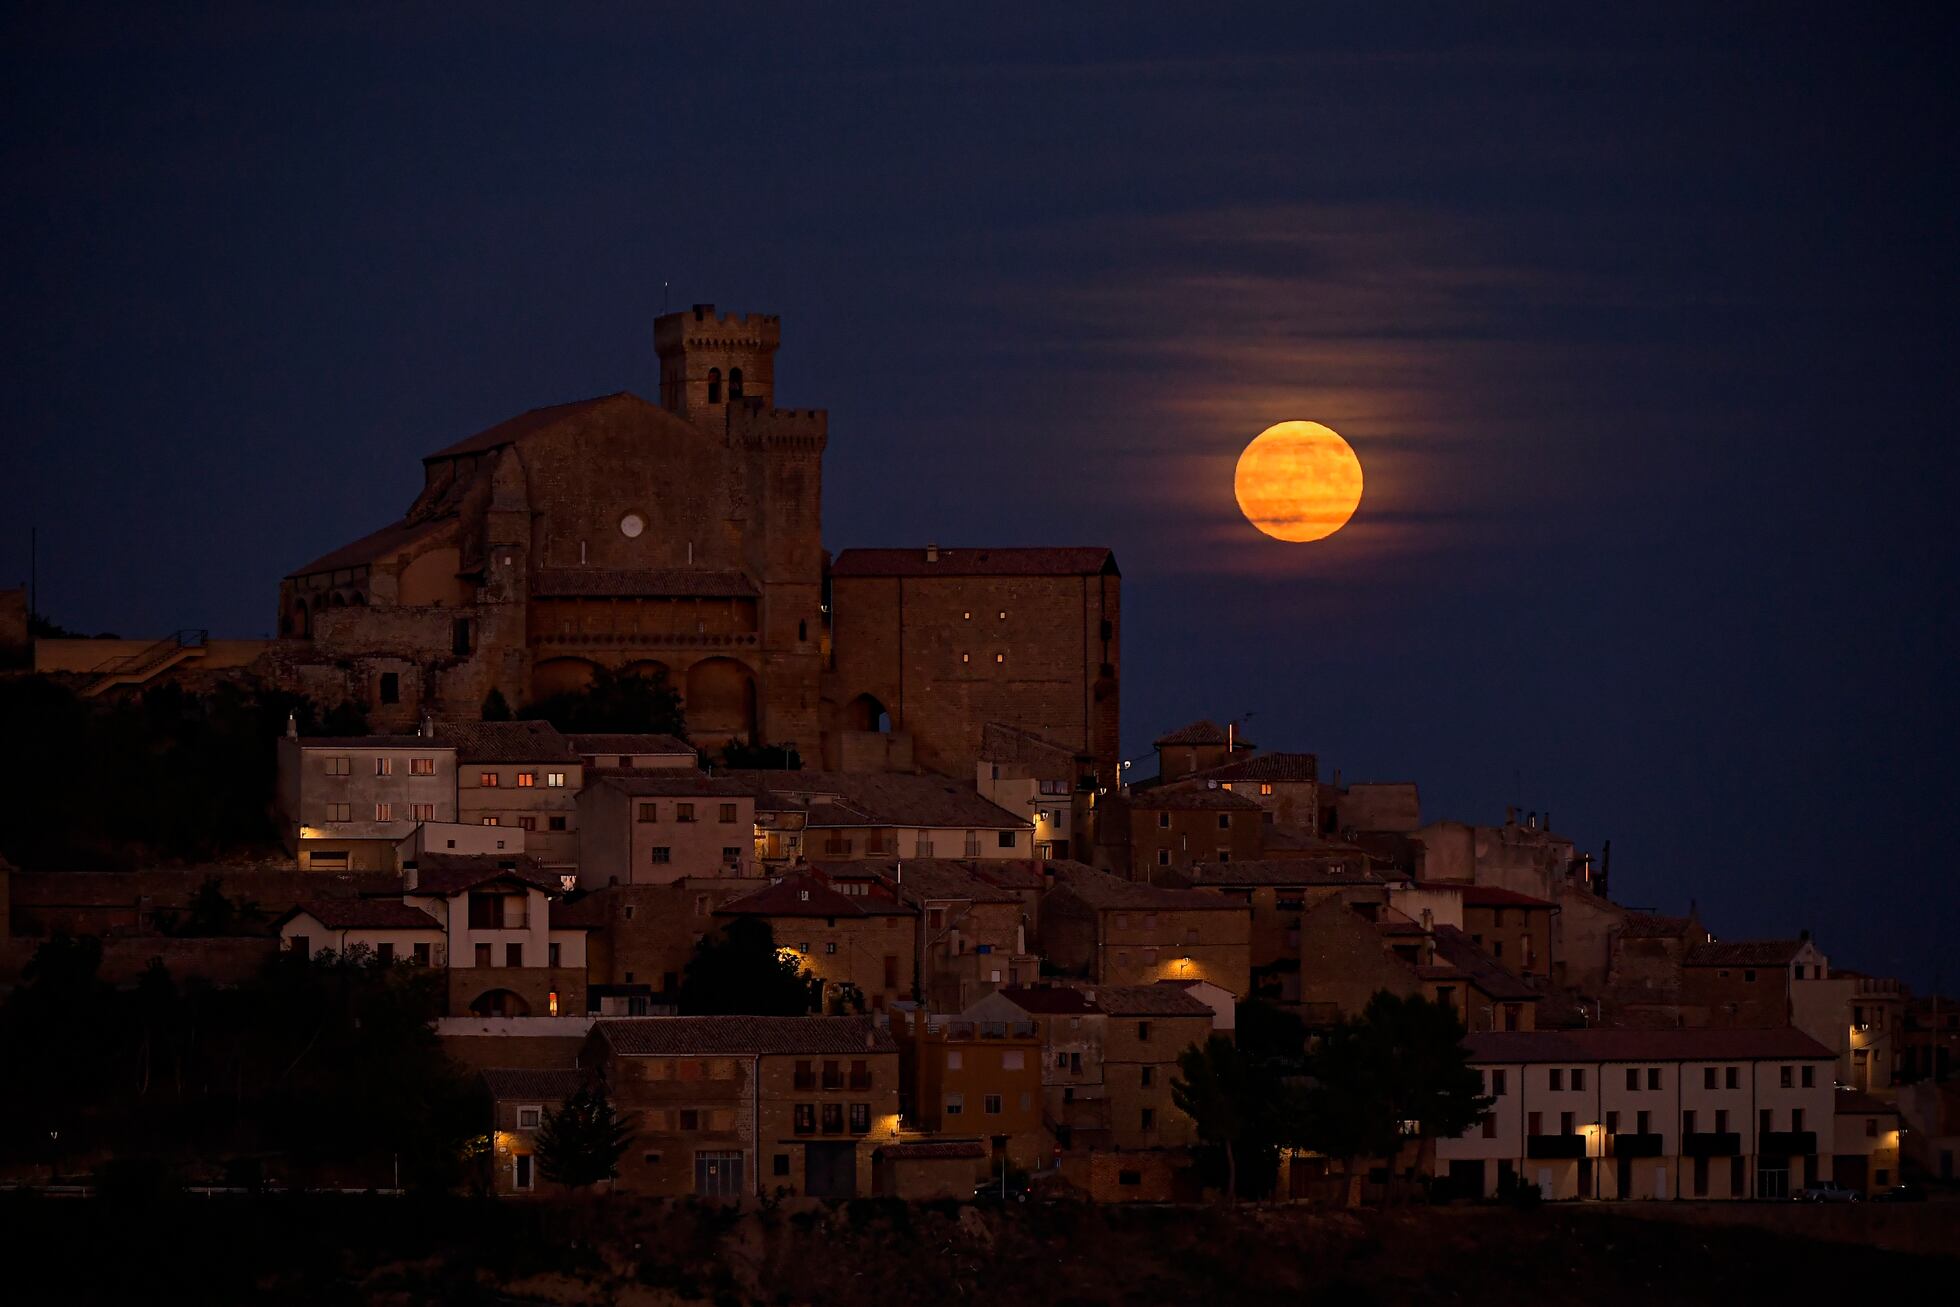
<box><xmin>826</xmin><ymin>981</ymin><xmax>866</xmax><ymax>1015</ymax></box>
<box><xmin>1172</xmin><ymin>1036</ymin><xmax>1257</xmax><ymax>1201</ymax></box>
<box><xmin>521</xmin><ymin>666</ymin><xmax>686</xmax><ymax>737</ymax></box>
<box><xmin>677</xmin><ymin>918</ymin><xmax>821</xmax><ymax>1016</ymax></box>
<box><xmin>481</xmin><ymin>687</ymin><xmax>513</xmax><ymax>721</ymax></box>
<box><xmin>1304</xmin><ymin>991</ymin><xmax>1491</xmax><ymax>1205</ymax></box>
<box><xmin>535</xmin><ymin>1083</ymin><xmax>637</xmax><ymax>1191</ymax></box>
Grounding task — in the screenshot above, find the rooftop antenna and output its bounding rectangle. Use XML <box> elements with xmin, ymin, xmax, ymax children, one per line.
<box><xmin>662</xmin><ymin>281</ymin><xmax>670</xmax><ymax>314</ymax></box>
<box><xmin>28</xmin><ymin>525</ymin><xmax>36</xmax><ymax>630</ymax></box>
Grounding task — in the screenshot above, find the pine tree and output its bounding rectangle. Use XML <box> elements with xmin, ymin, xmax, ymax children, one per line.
<box><xmin>535</xmin><ymin>1083</ymin><xmax>637</xmax><ymax>1191</ymax></box>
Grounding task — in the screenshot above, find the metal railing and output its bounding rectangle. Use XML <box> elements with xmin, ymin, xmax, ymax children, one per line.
<box><xmin>89</xmin><ymin>628</ymin><xmax>209</xmax><ymax>676</ymax></box>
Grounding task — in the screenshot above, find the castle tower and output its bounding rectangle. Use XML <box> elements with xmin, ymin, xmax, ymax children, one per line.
<box><xmin>654</xmin><ymin>304</ymin><xmax>781</xmax><ymax>419</ymax></box>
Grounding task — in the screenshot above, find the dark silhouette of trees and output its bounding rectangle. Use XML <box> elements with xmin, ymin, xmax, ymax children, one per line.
<box><xmin>535</xmin><ymin>1084</ymin><xmax>637</xmax><ymax>1191</ymax></box>
<box><xmin>481</xmin><ymin>687</ymin><xmax>513</xmax><ymax>720</ymax></box>
<box><xmin>1173</xmin><ymin>1001</ymin><xmax>1313</xmax><ymax>1201</ymax></box>
<box><xmin>676</xmin><ymin>918</ymin><xmax>821</xmax><ymax>1016</ymax></box>
<box><xmin>520</xmin><ymin>666</ymin><xmax>686</xmax><ymax>737</ymax></box>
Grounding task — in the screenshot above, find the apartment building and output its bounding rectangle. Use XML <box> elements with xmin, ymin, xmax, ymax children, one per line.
<box><xmin>890</xmin><ymin>1006</ymin><xmax>1048</xmax><ymax>1170</ymax></box>
<box><xmin>583</xmin><ymin>1016</ymin><xmax>900</xmax><ymax>1199</ymax></box>
<box><xmin>1039</xmin><ymin>864</ymin><xmax>1252</xmax><ymax>996</ymax></box>
<box><xmin>274</xmin><ymin>722</ymin><xmax>457</xmax><ymax>870</ymax></box>
<box><xmin>1436</xmin><ymin>1028</ymin><xmax>1838</xmax><ymax>1201</ymax></box>
<box><xmin>442</xmin><ymin>720</ymin><xmax>583</xmax><ymax>872</ymax></box>
<box><xmin>578</xmin><ymin>774</ymin><xmax>759</xmax><ymax>884</ymax></box>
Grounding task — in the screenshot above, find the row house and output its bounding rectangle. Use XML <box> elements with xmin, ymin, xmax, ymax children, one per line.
<box><xmin>442</xmin><ymin>720</ymin><xmax>583</xmax><ymax>873</ymax></box>
<box><xmin>1681</xmin><ymin>935</ymin><xmax>1829</xmax><ymax>1028</ymax></box>
<box><xmin>1792</xmin><ymin>966</ymin><xmax>1906</xmax><ymax>1092</ymax></box>
<box><xmin>735</xmin><ymin>770</ymin><xmax>1035</xmax><ymax>862</ymax></box>
<box><xmin>1436</xmin><ymin>1027</ymin><xmax>1838</xmax><ymax>1202</ymax></box>
<box><xmin>715</xmin><ymin>871</ymin><xmax>916</xmax><ymax>1011</ymax></box>
<box><xmin>1182</xmin><ymin>859</ymin><xmax>1394</xmax><ymax>994</ymax></box>
<box><xmin>585</xmin><ymin>1015</ymin><xmax>900</xmax><ymax>1199</ymax></box>
<box><xmin>1401</xmin><ymin>882</ymin><xmax>1558</xmax><ymax>980</ymax></box>
<box><xmin>482</xmin><ymin>1067</ymin><xmax>585</xmax><ymax>1194</ymax></box>
<box><xmin>568</xmin><ymin>732</ymin><xmax>696</xmax><ymax>772</ymax></box>
<box><xmin>963</xmin><ymin>982</ymin><xmax>1217</xmax><ymax>1152</ymax></box>
<box><xmin>578</xmin><ymin>773</ymin><xmax>759</xmax><ymax>884</ymax></box>
<box><xmin>275</xmin><ymin>722</ymin><xmax>458</xmax><ymax>870</ymax></box>
<box><xmin>1038</xmin><ymin>864</ymin><xmax>1252</xmax><ymax>997</ymax></box>
<box><xmin>1163</xmin><ymin>750</ymin><xmax>1320</xmax><ymax>830</ymax></box>
<box><xmin>1100</xmin><ymin>784</ymin><xmax>1267</xmax><ymax>878</ymax></box>
<box><xmin>1149</xmin><ymin>720</ymin><xmax>1255</xmax><ymax>784</ymax></box>
<box><xmin>1831</xmin><ymin>1087</ymin><xmax>1903</xmax><ymax>1195</ymax></box>
<box><xmin>890</xmin><ymin>1007</ymin><xmax>1048</xmax><ymax>1170</ymax></box>
<box><xmin>274</xmin><ymin>852</ymin><xmax>589</xmax><ymax>1017</ymax></box>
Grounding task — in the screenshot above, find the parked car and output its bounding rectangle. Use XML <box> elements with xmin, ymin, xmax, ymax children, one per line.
<box><xmin>1795</xmin><ymin>1179</ymin><xmax>1862</xmax><ymax>1203</ymax></box>
<box><xmin>1871</xmin><ymin>1183</ymin><xmax>1926</xmax><ymax>1203</ymax></box>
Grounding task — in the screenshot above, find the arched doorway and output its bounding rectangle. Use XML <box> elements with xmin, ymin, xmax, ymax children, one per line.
<box><xmin>685</xmin><ymin>657</ymin><xmax>757</xmax><ymax>739</ymax></box>
<box><xmin>469</xmin><ymin>989</ymin><xmax>532</xmax><ymax>1018</ymax></box>
<box><xmin>845</xmin><ymin>692</ymin><xmax>892</xmax><ymax>733</ymax></box>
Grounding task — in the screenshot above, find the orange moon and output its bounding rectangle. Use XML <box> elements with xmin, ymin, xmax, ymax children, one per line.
<box><xmin>1233</xmin><ymin>420</ymin><xmax>1364</xmax><ymax>543</ymax></box>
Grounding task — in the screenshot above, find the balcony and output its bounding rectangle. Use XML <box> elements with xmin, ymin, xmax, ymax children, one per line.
<box><xmin>820</xmin><ymin>1070</ymin><xmax>844</xmax><ymax>1091</ymax></box>
<box><xmin>1759</xmin><ymin>1130</ymin><xmax>1817</xmax><ymax>1157</ymax></box>
<box><xmin>1610</xmin><ymin>1132</ymin><xmax>1664</xmax><ymax>1158</ymax></box>
<box><xmin>1682</xmin><ymin>1131</ymin><xmax>1742</xmax><ymax>1157</ymax></box>
<box><xmin>1526</xmin><ymin>1134</ymin><xmax>1588</xmax><ymax>1159</ymax></box>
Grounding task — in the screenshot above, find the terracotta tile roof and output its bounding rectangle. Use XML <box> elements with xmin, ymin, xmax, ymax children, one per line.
<box><xmin>1186</xmin><ymin>859</ymin><xmax>1383</xmax><ymax>888</ymax></box>
<box><xmin>1415</xmin><ymin>882</ymin><xmax>1556</xmax><ymax>909</ymax></box>
<box><xmin>1126</xmin><ymin>785</ymin><xmax>1265</xmax><ymax>813</ymax></box>
<box><xmin>436</xmin><ymin>719</ymin><xmax>579</xmax><ymax>763</ymax></box>
<box><xmin>1152</xmin><ymin>720</ymin><xmax>1233</xmax><ymax>747</ymax></box>
<box><xmin>977</xmin><ymin>722</ymin><xmax>1087</xmax><ymax>774</ymax></box>
<box><xmin>991</xmin><ymin>986</ymin><xmax>1101</xmax><ymax>1015</ymax></box>
<box><xmin>717</xmin><ymin>871</ymin><xmax>913</xmax><ymax>920</ymax></box>
<box><xmin>1620</xmin><ymin>912</ymin><xmax>1696</xmax><ymax>939</ymax></box>
<box><xmin>876</xmin><ymin>1140</ymin><xmax>987</xmax><ymax>1160</ymax></box>
<box><xmin>594</xmin><ymin>1015</ymin><xmax>897</xmax><ymax>1056</ymax></box>
<box><xmin>1045</xmin><ymin>864</ymin><xmax>1244</xmax><ymax>913</ymax></box>
<box><xmin>551</xmin><ymin>890</ymin><xmax>611</xmax><ymax>929</ymax></box>
<box><xmin>283</xmin><ymin>898</ymin><xmax>441</xmax><ymax>930</ymax></box>
<box><xmin>292</xmin><ymin>735</ymin><xmax>452</xmax><ymax>750</ymax></box>
<box><xmin>425</xmin><ymin>393</ymin><xmax>636</xmax><ymax>459</ymax></box>
<box><xmin>1430</xmin><ymin>926</ymin><xmax>1540</xmax><ymax>1001</ymax></box>
<box><xmin>567</xmin><ymin>733</ymin><xmax>695</xmax><ymax>757</ymax></box>
<box><xmin>829</xmin><ymin>547</ymin><xmax>1117</xmax><ymax>578</ymax></box>
<box><xmin>1685</xmin><ymin>939</ymin><xmax>1806</xmax><ymax>967</ymax></box>
<box><xmin>810</xmin><ymin>858</ymin><xmax>1023</xmax><ymax>905</ymax></box>
<box><xmin>1182</xmin><ymin>752</ymin><xmax>1318</xmax><ymax>784</ymax></box>
<box><xmin>408</xmin><ymin>853</ymin><xmax>560</xmax><ymax>896</ymax></box>
<box><xmin>1374</xmin><ymin>907</ymin><xmax>1430</xmax><ymax>936</ymax></box>
<box><xmin>529</xmin><ymin>567</ymin><xmax>757</xmax><ymax>598</ymax></box>
<box><xmin>735</xmin><ymin>771</ymin><xmax>1031</xmax><ymax>831</ymax></box>
<box><xmin>1089</xmin><ymin>985</ymin><xmax>1215</xmax><ymax>1017</ymax></box>
<box><xmin>1465</xmin><ymin>1027</ymin><xmax>1835</xmax><ymax>1064</ymax></box>
<box><xmin>287</xmin><ymin>516</ymin><xmax>450</xmax><ymax>579</ymax></box>
<box><xmin>481</xmin><ymin>1068</ymin><xmax>586</xmax><ymax>1101</ymax></box>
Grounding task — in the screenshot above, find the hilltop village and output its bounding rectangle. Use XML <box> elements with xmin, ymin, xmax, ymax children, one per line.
<box><xmin>0</xmin><ymin>306</ymin><xmax>1953</xmax><ymax>1206</ymax></box>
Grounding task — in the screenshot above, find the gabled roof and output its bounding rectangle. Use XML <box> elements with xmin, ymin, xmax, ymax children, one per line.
<box><xmin>291</xmin><ymin>735</ymin><xmax>451</xmax><ymax>750</ymax></box>
<box><xmin>567</xmin><ymin>733</ymin><xmax>695</xmax><ymax>757</ymax></box>
<box><xmin>1414</xmin><ymin>882</ymin><xmax>1556</xmax><ymax>909</ymax></box>
<box><xmin>1045</xmin><ymin>864</ymin><xmax>1245</xmax><ymax>913</ymax></box>
<box><xmin>810</xmin><ymin>858</ymin><xmax>1024</xmax><ymax>906</ymax></box>
<box><xmin>1091</xmin><ymin>985</ymin><xmax>1214</xmax><ymax>1017</ymax></box>
<box><xmin>280</xmin><ymin>898</ymin><xmax>441</xmax><ymax>930</ymax></box>
<box><xmin>288</xmin><ymin>516</ymin><xmax>449</xmax><ymax>579</ymax></box>
<box><xmin>1152</xmin><ymin>720</ymin><xmax>1234</xmax><ymax>747</ymax></box>
<box><xmin>830</xmin><ymin>547</ymin><xmax>1117</xmax><ymax>578</ymax></box>
<box><xmin>593</xmin><ymin>1015</ymin><xmax>897</xmax><ymax>1056</ymax></box>
<box><xmin>717</xmin><ymin>871</ymin><xmax>913</xmax><ymax>920</ymax></box>
<box><xmin>1620</xmin><ymin>912</ymin><xmax>1697</xmax><ymax>940</ymax></box>
<box><xmin>1465</xmin><ymin>1027</ymin><xmax>1835</xmax><ymax>1065</ymax></box>
<box><xmin>480</xmin><ymin>1068</ymin><xmax>586</xmax><ymax>1101</ymax></box>
<box><xmin>1186</xmin><ymin>859</ymin><xmax>1384</xmax><ymax>889</ymax></box>
<box><xmin>437</xmin><ymin>719</ymin><xmax>578</xmax><ymax>763</ymax></box>
<box><xmin>1430</xmin><ymin>926</ymin><xmax>1539</xmax><ymax>1001</ymax></box>
<box><xmin>735</xmin><ymin>771</ymin><xmax>1031</xmax><ymax>831</ymax></box>
<box><xmin>407</xmin><ymin>853</ymin><xmax>560</xmax><ymax>896</ymax></box>
<box><xmin>424</xmin><ymin>393</ymin><xmax>637</xmax><ymax>460</ymax></box>
<box><xmin>530</xmin><ymin>568</ymin><xmax>756</xmax><ymax>598</ymax></box>
<box><xmin>1685</xmin><ymin>940</ymin><xmax>1807</xmax><ymax>968</ymax></box>
<box><xmin>1125</xmin><ymin>785</ymin><xmax>1265</xmax><ymax>813</ymax></box>
<box><xmin>1180</xmin><ymin>752</ymin><xmax>1318</xmax><ymax>784</ymax></box>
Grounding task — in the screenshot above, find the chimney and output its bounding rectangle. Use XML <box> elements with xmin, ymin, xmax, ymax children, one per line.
<box><xmin>1419</xmin><ymin>907</ymin><xmax>1434</xmax><ymax>932</ymax></box>
<box><xmin>419</xmin><ymin>714</ymin><xmax>435</xmax><ymax>739</ymax></box>
<box><xmin>285</xmin><ymin>711</ymin><xmax>298</xmax><ymax>740</ymax></box>
<box><xmin>925</xmin><ymin>543</ymin><xmax>939</xmax><ymax>563</ymax></box>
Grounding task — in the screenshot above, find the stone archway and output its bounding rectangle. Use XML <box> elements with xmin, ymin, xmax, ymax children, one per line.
<box><xmin>844</xmin><ymin>692</ymin><xmax>892</xmax><ymax>733</ymax></box>
<box><xmin>685</xmin><ymin>656</ymin><xmax>757</xmax><ymax>740</ymax></box>
<box><xmin>469</xmin><ymin>989</ymin><xmax>532</xmax><ymax>1018</ymax></box>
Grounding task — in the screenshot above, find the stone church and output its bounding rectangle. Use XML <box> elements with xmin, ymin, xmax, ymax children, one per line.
<box><xmin>275</xmin><ymin>305</ymin><xmax>1118</xmax><ymax>782</ymax></box>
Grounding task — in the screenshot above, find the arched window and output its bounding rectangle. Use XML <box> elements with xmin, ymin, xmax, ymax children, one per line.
<box><xmin>728</xmin><ymin>367</ymin><xmax>744</xmax><ymax>399</ymax></box>
<box><xmin>707</xmin><ymin>367</ymin><xmax>722</xmax><ymax>404</ymax></box>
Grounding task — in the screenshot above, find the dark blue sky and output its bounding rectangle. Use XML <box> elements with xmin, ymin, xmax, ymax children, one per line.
<box><xmin>4</xmin><ymin>4</ymin><xmax>1955</xmax><ymax>986</ymax></box>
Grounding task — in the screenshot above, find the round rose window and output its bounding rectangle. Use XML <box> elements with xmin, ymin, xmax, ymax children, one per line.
<box><xmin>619</xmin><ymin>513</ymin><xmax>645</xmax><ymax>539</ymax></box>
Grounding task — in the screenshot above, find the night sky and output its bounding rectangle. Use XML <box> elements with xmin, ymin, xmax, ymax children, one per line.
<box><xmin>4</xmin><ymin>5</ymin><xmax>1955</xmax><ymax>986</ymax></box>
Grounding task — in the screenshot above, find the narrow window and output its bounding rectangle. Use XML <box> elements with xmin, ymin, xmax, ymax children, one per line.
<box><xmin>379</xmin><ymin>671</ymin><xmax>400</xmax><ymax>704</ymax></box>
<box><xmin>728</xmin><ymin>367</ymin><xmax>744</xmax><ymax>399</ymax></box>
<box><xmin>707</xmin><ymin>367</ymin><xmax>722</xmax><ymax>403</ymax></box>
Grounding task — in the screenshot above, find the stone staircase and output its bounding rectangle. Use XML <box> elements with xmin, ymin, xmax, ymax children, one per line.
<box><xmin>81</xmin><ymin>628</ymin><xmax>209</xmax><ymax>697</ymax></box>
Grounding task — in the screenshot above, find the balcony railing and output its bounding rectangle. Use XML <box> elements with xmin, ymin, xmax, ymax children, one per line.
<box><xmin>820</xmin><ymin>1071</ymin><xmax>844</xmax><ymax>1091</ymax></box>
<box><xmin>1610</xmin><ymin>1132</ymin><xmax>1664</xmax><ymax>1158</ymax></box>
<box><xmin>1759</xmin><ymin>1130</ymin><xmax>1817</xmax><ymax>1157</ymax></box>
<box><xmin>1682</xmin><ymin>1131</ymin><xmax>1741</xmax><ymax>1157</ymax></box>
<box><xmin>1526</xmin><ymin>1134</ymin><xmax>1588</xmax><ymax>1159</ymax></box>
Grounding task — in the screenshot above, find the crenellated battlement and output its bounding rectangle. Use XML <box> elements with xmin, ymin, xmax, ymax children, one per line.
<box><xmin>654</xmin><ymin>303</ymin><xmax>784</xmax><ymax>416</ymax></box>
<box><xmin>653</xmin><ymin>304</ymin><xmax>782</xmax><ymax>355</ymax></box>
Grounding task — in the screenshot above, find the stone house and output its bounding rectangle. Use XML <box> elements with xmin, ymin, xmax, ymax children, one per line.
<box><xmin>1038</xmin><ymin>864</ymin><xmax>1252</xmax><ymax>997</ymax></box>
<box><xmin>1830</xmin><ymin>1087</ymin><xmax>1902</xmax><ymax>1194</ymax></box>
<box><xmin>1681</xmin><ymin>936</ymin><xmax>1828</xmax><ymax>1028</ymax></box>
<box><xmin>440</xmin><ymin>719</ymin><xmax>583</xmax><ymax>873</ymax></box>
<box><xmin>737</xmin><ymin>770</ymin><xmax>1034</xmax><ymax>862</ymax></box>
<box><xmin>890</xmin><ymin>1006</ymin><xmax>1049</xmax><ymax>1170</ymax></box>
<box><xmin>1160</xmin><ymin>750</ymin><xmax>1320</xmax><ymax>830</ymax></box>
<box><xmin>571</xmin><ymin>876</ymin><xmax>761</xmax><ymax>1006</ymax></box>
<box><xmin>567</xmin><ymin>732</ymin><xmax>696</xmax><ymax>771</ymax></box>
<box><xmin>1791</xmin><ymin>967</ymin><xmax>1906</xmax><ymax>1093</ymax></box>
<box><xmin>818</xmin><ymin>857</ymin><xmax>1041</xmax><ymax>1011</ymax></box>
<box><xmin>584</xmin><ymin>1015</ymin><xmax>900</xmax><ymax>1199</ymax></box>
<box><xmin>274</xmin><ymin>898</ymin><xmax>448</xmax><ymax>966</ymax></box>
<box><xmin>274</xmin><ymin>723</ymin><xmax>458</xmax><ymax>871</ymax></box>
<box><xmin>578</xmin><ymin>773</ymin><xmax>758</xmax><ymax>885</ymax></box>
<box><xmin>963</xmin><ymin>986</ymin><xmax>1108</xmax><ymax>1145</ymax></box>
<box><xmin>975</xmin><ymin>721</ymin><xmax>1099</xmax><ymax>861</ymax></box>
<box><xmin>1179</xmin><ymin>859</ymin><xmax>1392</xmax><ymax>997</ymax></box>
<box><xmin>1095</xmin><ymin>985</ymin><xmax>1214</xmax><ymax>1150</ymax></box>
<box><xmin>406</xmin><ymin>853</ymin><xmax>588</xmax><ymax>1017</ymax></box>
<box><xmin>1103</xmin><ymin>784</ymin><xmax>1267</xmax><ymax>879</ymax></box>
<box><xmin>1148</xmin><ymin>720</ymin><xmax>1254</xmax><ymax>785</ymax></box>
<box><xmin>482</xmin><ymin>1067</ymin><xmax>585</xmax><ymax>1195</ymax></box>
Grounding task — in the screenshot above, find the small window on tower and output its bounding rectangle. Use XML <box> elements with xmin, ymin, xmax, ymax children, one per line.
<box><xmin>707</xmin><ymin>367</ymin><xmax>722</xmax><ymax>403</ymax></box>
<box><xmin>729</xmin><ymin>367</ymin><xmax>744</xmax><ymax>399</ymax></box>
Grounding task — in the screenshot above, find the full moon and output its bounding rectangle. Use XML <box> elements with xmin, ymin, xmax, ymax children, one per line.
<box><xmin>1233</xmin><ymin>420</ymin><xmax>1364</xmax><ymax>543</ymax></box>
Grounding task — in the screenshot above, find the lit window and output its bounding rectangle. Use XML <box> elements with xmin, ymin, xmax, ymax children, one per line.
<box><xmin>374</xmin><ymin>802</ymin><xmax>393</xmax><ymax>821</ymax></box>
<box><xmin>411</xmin><ymin>803</ymin><xmax>435</xmax><ymax>821</ymax></box>
<box><xmin>545</xmin><ymin>772</ymin><xmax>566</xmax><ymax>788</ymax></box>
<box><xmin>516</xmin><ymin>772</ymin><xmax>535</xmax><ymax>788</ymax></box>
<box><xmin>374</xmin><ymin>757</ymin><xmax>394</xmax><ymax>777</ymax></box>
<box><xmin>517</xmin><ymin>1107</ymin><xmax>541</xmax><ymax>1129</ymax></box>
<box><xmin>1260</xmin><ymin>783</ymin><xmax>1273</xmax><ymax>796</ymax></box>
<box><xmin>481</xmin><ymin>771</ymin><xmax>500</xmax><ymax>787</ymax></box>
<box><xmin>483</xmin><ymin>816</ymin><xmax>499</xmax><ymax>826</ymax></box>
<box><xmin>410</xmin><ymin>758</ymin><xmax>436</xmax><ymax>776</ymax></box>
<box><xmin>995</xmin><ymin>652</ymin><xmax>1004</xmax><ymax>663</ymax></box>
